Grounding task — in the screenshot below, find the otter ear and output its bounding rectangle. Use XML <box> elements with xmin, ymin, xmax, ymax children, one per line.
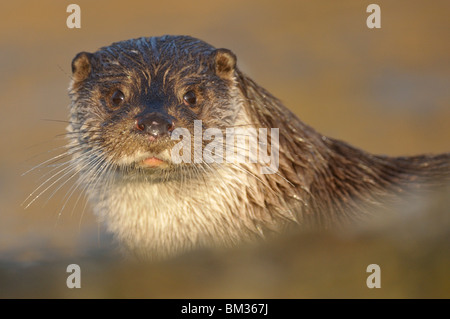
<box><xmin>71</xmin><ymin>52</ymin><xmax>93</xmax><ymax>82</ymax></box>
<box><xmin>211</xmin><ymin>48</ymin><xmax>236</xmax><ymax>79</ymax></box>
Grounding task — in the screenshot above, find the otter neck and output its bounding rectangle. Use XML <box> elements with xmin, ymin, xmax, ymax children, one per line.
<box><xmin>237</xmin><ymin>71</ymin><xmax>450</xmax><ymax>227</ymax></box>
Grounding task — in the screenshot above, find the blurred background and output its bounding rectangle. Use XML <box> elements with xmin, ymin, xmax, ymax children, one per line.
<box><xmin>0</xmin><ymin>0</ymin><xmax>448</xmax><ymax>298</ymax></box>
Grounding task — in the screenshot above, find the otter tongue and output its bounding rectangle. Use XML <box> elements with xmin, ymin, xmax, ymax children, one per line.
<box><xmin>143</xmin><ymin>157</ymin><xmax>164</xmax><ymax>167</ymax></box>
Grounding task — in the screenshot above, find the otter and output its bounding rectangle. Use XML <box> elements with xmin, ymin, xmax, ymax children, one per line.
<box><xmin>64</xmin><ymin>35</ymin><xmax>449</xmax><ymax>260</ymax></box>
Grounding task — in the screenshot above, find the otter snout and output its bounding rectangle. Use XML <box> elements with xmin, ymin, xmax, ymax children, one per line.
<box><xmin>135</xmin><ymin>112</ymin><xmax>175</xmax><ymax>140</ymax></box>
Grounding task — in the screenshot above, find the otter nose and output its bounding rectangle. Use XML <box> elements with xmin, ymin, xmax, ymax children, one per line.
<box><xmin>135</xmin><ymin>113</ymin><xmax>174</xmax><ymax>138</ymax></box>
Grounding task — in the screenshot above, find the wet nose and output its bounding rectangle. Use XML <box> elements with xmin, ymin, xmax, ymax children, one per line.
<box><xmin>135</xmin><ymin>112</ymin><xmax>174</xmax><ymax>138</ymax></box>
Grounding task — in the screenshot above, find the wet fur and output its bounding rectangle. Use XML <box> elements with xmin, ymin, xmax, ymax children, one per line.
<box><xmin>67</xmin><ymin>35</ymin><xmax>450</xmax><ymax>260</ymax></box>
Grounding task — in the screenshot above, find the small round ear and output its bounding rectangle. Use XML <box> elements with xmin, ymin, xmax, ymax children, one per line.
<box><xmin>211</xmin><ymin>48</ymin><xmax>236</xmax><ymax>79</ymax></box>
<box><xmin>71</xmin><ymin>51</ymin><xmax>93</xmax><ymax>82</ymax></box>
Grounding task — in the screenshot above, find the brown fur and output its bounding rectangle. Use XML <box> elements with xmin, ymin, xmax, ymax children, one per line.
<box><xmin>67</xmin><ymin>35</ymin><xmax>450</xmax><ymax>259</ymax></box>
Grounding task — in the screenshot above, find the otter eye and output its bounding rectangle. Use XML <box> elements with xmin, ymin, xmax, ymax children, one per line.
<box><xmin>110</xmin><ymin>89</ymin><xmax>125</xmax><ymax>108</ymax></box>
<box><xmin>183</xmin><ymin>91</ymin><xmax>197</xmax><ymax>106</ymax></box>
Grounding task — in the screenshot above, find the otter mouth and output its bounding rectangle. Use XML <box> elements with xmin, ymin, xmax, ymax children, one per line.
<box><xmin>133</xmin><ymin>150</ymin><xmax>173</xmax><ymax>169</ymax></box>
<box><xmin>114</xmin><ymin>148</ymin><xmax>173</xmax><ymax>170</ymax></box>
<box><xmin>141</xmin><ymin>156</ymin><xmax>168</xmax><ymax>168</ymax></box>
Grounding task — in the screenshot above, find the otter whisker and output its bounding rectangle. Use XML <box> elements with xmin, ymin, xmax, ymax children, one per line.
<box><xmin>23</xmin><ymin>163</ymin><xmax>79</xmax><ymax>209</ymax></box>
<box><xmin>22</xmin><ymin>151</ymin><xmax>73</xmax><ymax>176</ymax></box>
<box><xmin>24</xmin><ymin>147</ymin><xmax>104</xmax><ymax>208</ymax></box>
<box><xmin>44</xmin><ymin>170</ymin><xmax>80</xmax><ymax>207</ymax></box>
<box><xmin>75</xmin><ymin>158</ymin><xmax>113</xmax><ymax>226</ymax></box>
<box><xmin>59</xmin><ymin>151</ymin><xmax>108</xmax><ymax>217</ymax></box>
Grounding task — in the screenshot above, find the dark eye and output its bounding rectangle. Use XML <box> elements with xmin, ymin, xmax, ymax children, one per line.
<box><xmin>110</xmin><ymin>89</ymin><xmax>125</xmax><ymax>108</ymax></box>
<box><xmin>183</xmin><ymin>90</ymin><xmax>197</xmax><ymax>106</ymax></box>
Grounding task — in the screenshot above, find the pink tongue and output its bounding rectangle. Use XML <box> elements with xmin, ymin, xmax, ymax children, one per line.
<box><xmin>143</xmin><ymin>157</ymin><xmax>164</xmax><ymax>167</ymax></box>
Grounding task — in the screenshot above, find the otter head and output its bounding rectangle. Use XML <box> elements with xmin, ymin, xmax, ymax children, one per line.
<box><xmin>68</xmin><ymin>36</ymin><xmax>240</xmax><ymax>181</ymax></box>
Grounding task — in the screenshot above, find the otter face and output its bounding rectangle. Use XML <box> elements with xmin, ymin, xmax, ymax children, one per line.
<box><xmin>68</xmin><ymin>36</ymin><xmax>239</xmax><ymax>178</ymax></box>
